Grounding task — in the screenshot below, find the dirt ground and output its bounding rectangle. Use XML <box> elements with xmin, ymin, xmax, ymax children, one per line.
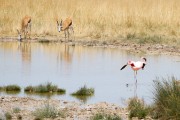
<box><xmin>0</xmin><ymin>96</ymin><xmax>129</xmax><ymax>120</ymax></box>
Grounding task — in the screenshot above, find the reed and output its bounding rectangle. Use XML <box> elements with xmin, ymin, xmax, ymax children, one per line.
<box><xmin>71</xmin><ymin>85</ymin><xmax>94</xmax><ymax>96</ymax></box>
<box><xmin>33</xmin><ymin>103</ymin><xmax>60</xmax><ymax>119</ymax></box>
<box><xmin>127</xmin><ymin>97</ymin><xmax>150</xmax><ymax>119</ymax></box>
<box><xmin>152</xmin><ymin>76</ymin><xmax>180</xmax><ymax>119</ymax></box>
<box><xmin>0</xmin><ymin>85</ymin><xmax>21</xmax><ymax>92</ymax></box>
<box><xmin>0</xmin><ymin>0</ymin><xmax>180</xmax><ymax>45</ymax></box>
<box><xmin>24</xmin><ymin>82</ymin><xmax>66</xmax><ymax>94</ymax></box>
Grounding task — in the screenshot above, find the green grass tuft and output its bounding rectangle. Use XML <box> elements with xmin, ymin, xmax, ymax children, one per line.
<box><xmin>4</xmin><ymin>85</ymin><xmax>21</xmax><ymax>92</ymax></box>
<box><xmin>152</xmin><ymin>76</ymin><xmax>180</xmax><ymax>119</ymax></box>
<box><xmin>5</xmin><ymin>112</ymin><xmax>12</xmax><ymax>120</ymax></box>
<box><xmin>71</xmin><ymin>85</ymin><xmax>94</xmax><ymax>96</ymax></box>
<box><xmin>33</xmin><ymin>103</ymin><xmax>66</xmax><ymax>119</ymax></box>
<box><xmin>91</xmin><ymin>112</ymin><xmax>122</xmax><ymax>120</ymax></box>
<box><xmin>24</xmin><ymin>82</ymin><xmax>66</xmax><ymax>94</ymax></box>
<box><xmin>13</xmin><ymin>107</ymin><xmax>21</xmax><ymax>113</ymax></box>
<box><xmin>128</xmin><ymin>97</ymin><xmax>150</xmax><ymax>119</ymax></box>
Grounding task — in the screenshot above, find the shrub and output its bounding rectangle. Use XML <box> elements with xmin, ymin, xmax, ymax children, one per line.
<box><xmin>24</xmin><ymin>86</ymin><xmax>34</xmax><ymax>92</ymax></box>
<box><xmin>57</xmin><ymin>88</ymin><xmax>66</xmax><ymax>94</ymax></box>
<box><xmin>33</xmin><ymin>103</ymin><xmax>59</xmax><ymax>119</ymax></box>
<box><xmin>71</xmin><ymin>85</ymin><xmax>94</xmax><ymax>96</ymax></box>
<box><xmin>13</xmin><ymin>107</ymin><xmax>21</xmax><ymax>113</ymax></box>
<box><xmin>128</xmin><ymin>97</ymin><xmax>150</xmax><ymax>119</ymax></box>
<box><xmin>152</xmin><ymin>76</ymin><xmax>180</xmax><ymax>119</ymax></box>
<box><xmin>24</xmin><ymin>82</ymin><xmax>66</xmax><ymax>94</ymax></box>
<box><xmin>5</xmin><ymin>85</ymin><xmax>21</xmax><ymax>91</ymax></box>
<box><xmin>5</xmin><ymin>112</ymin><xmax>12</xmax><ymax>120</ymax></box>
<box><xmin>91</xmin><ymin>113</ymin><xmax>122</xmax><ymax>120</ymax></box>
<box><xmin>0</xmin><ymin>86</ymin><xmax>4</xmax><ymax>91</ymax></box>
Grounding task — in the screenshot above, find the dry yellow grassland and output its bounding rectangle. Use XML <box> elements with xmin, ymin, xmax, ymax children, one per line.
<box><xmin>0</xmin><ymin>0</ymin><xmax>180</xmax><ymax>45</ymax></box>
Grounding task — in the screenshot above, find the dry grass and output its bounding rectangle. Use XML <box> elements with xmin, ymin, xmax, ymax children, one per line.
<box><xmin>0</xmin><ymin>0</ymin><xmax>180</xmax><ymax>45</ymax></box>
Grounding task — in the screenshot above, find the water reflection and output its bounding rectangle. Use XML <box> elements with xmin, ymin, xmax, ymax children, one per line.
<box><xmin>71</xmin><ymin>95</ymin><xmax>93</xmax><ymax>104</ymax></box>
<box><xmin>25</xmin><ymin>92</ymin><xmax>65</xmax><ymax>99</ymax></box>
<box><xmin>0</xmin><ymin>42</ymin><xmax>179</xmax><ymax>105</ymax></box>
<box><xmin>0</xmin><ymin>91</ymin><xmax>21</xmax><ymax>95</ymax></box>
<box><xmin>18</xmin><ymin>42</ymin><xmax>32</xmax><ymax>64</ymax></box>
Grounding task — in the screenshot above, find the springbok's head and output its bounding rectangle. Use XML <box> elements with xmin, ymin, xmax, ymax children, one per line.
<box><xmin>17</xmin><ymin>29</ymin><xmax>22</xmax><ymax>41</ymax></box>
<box><xmin>57</xmin><ymin>20</ymin><xmax>63</xmax><ymax>32</ymax></box>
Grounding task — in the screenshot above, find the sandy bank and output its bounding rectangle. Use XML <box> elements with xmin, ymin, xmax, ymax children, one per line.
<box><xmin>0</xmin><ymin>96</ymin><xmax>128</xmax><ymax>120</ymax></box>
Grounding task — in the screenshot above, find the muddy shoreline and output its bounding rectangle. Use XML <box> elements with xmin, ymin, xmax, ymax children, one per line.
<box><xmin>0</xmin><ymin>36</ymin><xmax>180</xmax><ymax>56</ymax></box>
<box><xmin>0</xmin><ymin>96</ymin><xmax>128</xmax><ymax>120</ymax></box>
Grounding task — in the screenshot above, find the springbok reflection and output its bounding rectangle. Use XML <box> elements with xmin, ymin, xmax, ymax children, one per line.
<box><xmin>0</xmin><ymin>42</ymin><xmax>179</xmax><ymax>105</ymax></box>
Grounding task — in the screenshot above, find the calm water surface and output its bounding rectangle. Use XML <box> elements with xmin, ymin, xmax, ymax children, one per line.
<box><xmin>0</xmin><ymin>42</ymin><xmax>179</xmax><ymax>106</ymax></box>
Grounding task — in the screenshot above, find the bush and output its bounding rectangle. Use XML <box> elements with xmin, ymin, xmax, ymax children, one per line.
<box><xmin>152</xmin><ymin>76</ymin><xmax>180</xmax><ymax>119</ymax></box>
<box><xmin>33</xmin><ymin>103</ymin><xmax>59</xmax><ymax>119</ymax></box>
<box><xmin>71</xmin><ymin>85</ymin><xmax>94</xmax><ymax>96</ymax></box>
<box><xmin>13</xmin><ymin>107</ymin><xmax>21</xmax><ymax>113</ymax></box>
<box><xmin>5</xmin><ymin>112</ymin><xmax>12</xmax><ymax>120</ymax></box>
<box><xmin>24</xmin><ymin>82</ymin><xmax>66</xmax><ymax>94</ymax></box>
<box><xmin>5</xmin><ymin>85</ymin><xmax>21</xmax><ymax>91</ymax></box>
<box><xmin>24</xmin><ymin>86</ymin><xmax>34</xmax><ymax>92</ymax></box>
<box><xmin>128</xmin><ymin>97</ymin><xmax>150</xmax><ymax>119</ymax></box>
<box><xmin>91</xmin><ymin>113</ymin><xmax>122</xmax><ymax>120</ymax></box>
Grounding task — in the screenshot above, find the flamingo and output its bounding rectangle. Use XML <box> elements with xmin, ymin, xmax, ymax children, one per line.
<box><xmin>120</xmin><ymin>57</ymin><xmax>147</xmax><ymax>96</ymax></box>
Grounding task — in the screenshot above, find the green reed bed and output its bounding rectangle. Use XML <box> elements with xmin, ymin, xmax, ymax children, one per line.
<box><xmin>24</xmin><ymin>82</ymin><xmax>66</xmax><ymax>94</ymax></box>
<box><xmin>152</xmin><ymin>76</ymin><xmax>180</xmax><ymax>119</ymax></box>
<box><xmin>71</xmin><ymin>85</ymin><xmax>94</xmax><ymax>96</ymax></box>
<box><xmin>0</xmin><ymin>85</ymin><xmax>21</xmax><ymax>92</ymax></box>
<box><xmin>127</xmin><ymin>97</ymin><xmax>151</xmax><ymax>119</ymax></box>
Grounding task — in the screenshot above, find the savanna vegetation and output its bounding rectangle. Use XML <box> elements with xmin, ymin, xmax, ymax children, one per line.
<box><xmin>24</xmin><ymin>82</ymin><xmax>66</xmax><ymax>94</ymax></box>
<box><xmin>33</xmin><ymin>103</ymin><xmax>66</xmax><ymax>119</ymax></box>
<box><xmin>0</xmin><ymin>0</ymin><xmax>180</xmax><ymax>46</ymax></box>
<box><xmin>151</xmin><ymin>76</ymin><xmax>180</xmax><ymax>119</ymax></box>
<box><xmin>127</xmin><ymin>76</ymin><xmax>180</xmax><ymax>119</ymax></box>
<box><xmin>0</xmin><ymin>85</ymin><xmax>21</xmax><ymax>92</ymax></box>
<box><xmin>91</xmin><ymin>112</ymin><xmax>122</xmax><ymax>120</ymax></box>
<box><xmin>71</xmin><ymin>85</ymin><xmax>94</xmax><ymax>96</ymax></box>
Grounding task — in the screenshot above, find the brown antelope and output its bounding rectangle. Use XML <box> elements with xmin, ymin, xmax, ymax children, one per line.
<box><xmin>17</xmin><ymin>15</ymin><xmax>31</xmax><ymax>41</ymax></box>
<box><xmin>57</xmin><ymin>17</ymin><xmax>74</xmax><ymax>41</ymax></box>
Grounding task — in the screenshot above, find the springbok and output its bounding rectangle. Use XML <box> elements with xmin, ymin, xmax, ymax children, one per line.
<box><xmin>17</xmin><ymin>15</ymin><xmax>31</xmax><ymax>41</ymax></box>
<box><xmin>57</xmin><ymin>17</ymin><xmax>74</xmax><ymax>41</ymax></box>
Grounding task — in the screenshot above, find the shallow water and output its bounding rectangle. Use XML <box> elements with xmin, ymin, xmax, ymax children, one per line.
<box><xmin>0</xmin><ymin>42</ymin><xmax>179</xmax><ymax>106</ymax></box>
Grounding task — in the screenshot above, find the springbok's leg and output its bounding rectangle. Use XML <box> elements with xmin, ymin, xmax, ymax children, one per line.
<box><xmin>70</xmin><ymin>25</ymin><xmax>75</xmax><ymax>40</ymax></box>
<box><xmin>64</xmin><ymin>30</ymin><xmax>67</xmax><ymax>41</ymax></box>
<box><xmin>67</xmin><ymin>29</ymin><xmax>70</xmax><ymax>41</ymax></box>
<box><xmin>28</xmin><ymin>22</ymin><xmax>31</xmax><ymax>39</ymax></box>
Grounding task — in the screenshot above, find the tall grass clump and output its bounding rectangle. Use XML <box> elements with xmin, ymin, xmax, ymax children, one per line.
<box><xmin>152</xmin><ymin>76</ymin><xmax>180</xmax><ymax>119</ymax></box>
<box><xmin>5</xmin><ymin>85</ymin><xmax>21</xmax><ymax>91</ymax></box>
<box><xmin>0</xmin><ymin>85</ymin><xmax>21</xmax><ymax>92</ymax></box>
<box><xmin>33</xmin><ymin>103</ymin><xmax>59</xmax><ymax>119</ymax></box>
<box><xmin>5</xmin><ymin>112</ymin><xmax>12</xmax><ymax>120</ymax></box>
<box><xmin>24</xmin><ymin>82</ymin><xmax>66</xmax><ymax>94</ymax></box>
<box><xmin>91</xmin><ymin>112</ymin><xmax>122</xmax><ymax>120</ymax></box>
<box><xmin>13</xmin><ymin>107</ymin><xmax>21</xmax><ymax>113</ymax></box>
<box><xmin>71</xmin><ymin>85</ymin><xmax>94</xmax><ymax>96</ymax></box>
<box><xmin>128</xmin><ymin>97</ymin><xmax>150</xmax><ymax>119</ymax></box>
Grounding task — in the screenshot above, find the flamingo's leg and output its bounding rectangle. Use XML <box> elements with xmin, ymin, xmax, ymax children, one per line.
<box><xmin>135</xmin><ymin>71</ymin><xmax>137</xmax><ymax>84</ymax></box>
<box><xmin>134</xmin><ymin>71</ymin><xmax>138</xmax><ymax>97</ymax></box>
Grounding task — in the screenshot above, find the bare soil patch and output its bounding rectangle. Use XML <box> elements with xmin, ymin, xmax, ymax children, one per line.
<box><xmin>0</xmin><ymin>96</ymin><xmax>128</xmax><ymax>120</ymax></box>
